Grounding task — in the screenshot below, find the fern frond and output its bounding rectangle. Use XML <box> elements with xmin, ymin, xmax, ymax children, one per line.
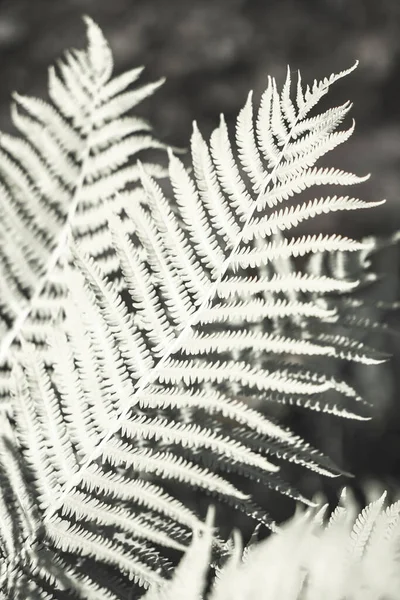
<box><xmin>0</xmin><ymin>16</ymin><xmax>166</xmax><ymax>397</ymax></box>
<box><xmin>144</xmin><ymin>491</ymin><xmax>400</xmax><ymax>600</ymax></box>
<box><xmin>0</xmin><ymin>18</ymin><xmax>389</xmax><ymax>598</ymax></box>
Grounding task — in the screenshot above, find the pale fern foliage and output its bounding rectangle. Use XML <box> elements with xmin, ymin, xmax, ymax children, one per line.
<box><xmin>144</xmin><ymin>490</ymin><xmax>400</xmax><ymax>600</ymax></box>
<box><xmin>0</xmin><ymin>17</ymin><xmax>166</xmax><ymax>399</ymax></box>
<box><xmin>0</xmin><ymin>17</ymin><xmax>389</xmax><ymax>600</ymax></box>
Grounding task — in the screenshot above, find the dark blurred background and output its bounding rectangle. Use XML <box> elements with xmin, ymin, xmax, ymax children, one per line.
<box><xmin>1</xmin><ymin>0</ymin><xmax>400</xmax><ymax>522</ymax></box>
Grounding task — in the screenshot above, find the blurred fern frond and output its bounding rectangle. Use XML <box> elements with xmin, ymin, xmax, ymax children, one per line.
<box><xmin>0</xmin><ymin>16</ymin><xmax>167</xmax><ymax>401</ymax></box>
<box><xmin>144</xmin><ymin>490</ymin><xmax>400</xmax><ymax>600</ymax></box>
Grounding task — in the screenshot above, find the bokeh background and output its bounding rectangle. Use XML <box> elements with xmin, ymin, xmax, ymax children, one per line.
<box><xmin>1</xmin><ymin>0</ymin><xmax>400</xmax><ymax>525</ymax></box>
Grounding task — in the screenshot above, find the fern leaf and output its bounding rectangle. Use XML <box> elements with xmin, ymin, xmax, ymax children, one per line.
<box><xmin>145</xmin><ymin>492</ymin><xmax>400</xmax><ymax>600</ymax></box>
<box><xmin>0</xmin><ymin>16</ymin><xmax>166</xmax><ymax>391</ymax></box>
<box><xmin>0</xmin><ymin>18</ymin><xmax>389</xmax><ymax>598</ymax></box>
